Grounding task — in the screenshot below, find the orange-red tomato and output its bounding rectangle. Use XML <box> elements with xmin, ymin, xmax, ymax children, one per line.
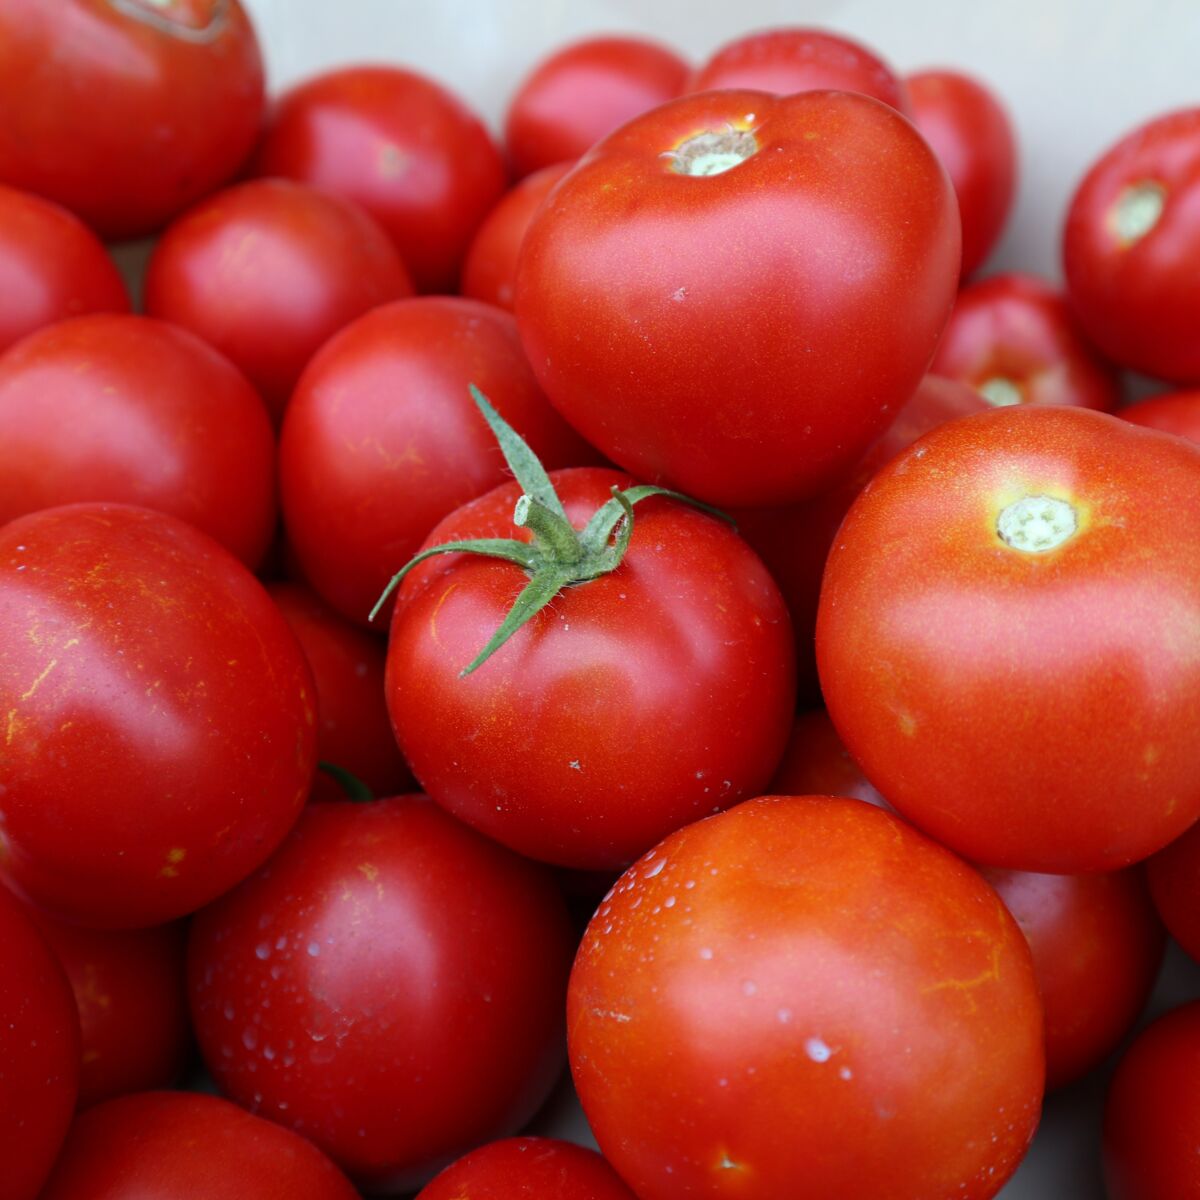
<box><xmin>1122</xmin><ymin>389</ymin><xmax>1200</xmax><ymax>443</ymax></box>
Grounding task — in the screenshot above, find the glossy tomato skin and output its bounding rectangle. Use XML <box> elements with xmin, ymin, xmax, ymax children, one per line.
<box><xmin>280</xmin><ymin>296</ymin><xmax>595</xmax><ymax>628</ymax></box>
<box><xmin>0</xmin><ymin>887</ymin><xmax>80</xmax><ymax>1200</ymax></box>
<box><xmin>255</xmin><ymin>66</ymin><xmax>506</xmax><ymax>293</ymax></box>
<box><xmin>0</xmin><ymin>0</ymin><xmax>263</xmax><ymax>239</ymax></box>
<box><xmin>930</xmin><ymin>272</ymin><xmax>1121</xmax><ymax>411</ymax></box>
<box><xmin>1122</xmin><ymin>390</ymin><xmax>1200</xmax><ymax>442</ymax></box>
<box><xmin>769</xmin><ymin>710</ymin><xmax>889</xmax><ymax>807</ymax></box>
<box><xmin>1147</xmin><ymin>821</ymin><xmax>1200</xmax><ymax>963</ymax></box>
<box><xmin>188</xmin><ymin>795</ymin><xmax>574</xmax><ymax>1194</ymax></box>
<box><xmin>505</xmin><ymin>36</ymin><xmax>689</xmax><ymax>179</ymax></box>
<box><xmin>569</xmin><ymin>796</ymin><xmax>1044</xmax><ymax>1200</ymax></box>
<box><xmin>517</xmin><ymin>89</ymin><xmax>960</xmax><ymax>507</ymax></box>
<box><xmin>145</xmin><ymin>179</ymin><xmax>413</xmax><ymax>421</ymax></box>
<box><xmin>0</xmin><ymin>504</ymin><xmax>316</xmax><ymax>928</ymax></box>
<box><xmin>386</xmin><ymin>468</ymin><xmax>795</xmax><ymax>869</ymax></box>
<box><xmin>39</xmin><ymin>1091</ymin><xmax>360</xmax><ymax>1200</ymax></box>
<box><xmin>1064</xmin><ymin>108</ymin><xmax>1200</xmax><ymax>383</ymax></box>
<box><xmin>906</xmin><ymin>69</ymin><xmax>1017</xmax><ymax>278</ymax></box>
<box><xmin>0</xmin><ymin>314</ymin><xmax>276</xmax><ymax>568</ymax></box>
<box><xmin>818</xmin><ymin>406</ymin><xmax>1200</xmax><ymax>873</ymax></box>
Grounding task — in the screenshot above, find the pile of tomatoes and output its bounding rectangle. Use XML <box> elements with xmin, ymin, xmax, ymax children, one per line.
<box><xmin>3</xmin><ymin>3</ymin><xmax>1200</xmax><ymax>1198</ymax></box>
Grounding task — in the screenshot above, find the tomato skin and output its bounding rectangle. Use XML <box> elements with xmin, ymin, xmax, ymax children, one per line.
<box><xmin>906</xmin><ymin>69</ymin><xmax>1017</xmax><ymax>278</ymax></box>
<box><xmin>0</xmin><ymin>314</ymin><xmax>276</xmax><ymax>568</ymax></box>
<box><xmin>516</xmin><ymin>89</ymin><xmax>960</xmax><ymax>507</ymax></box>
<box><xmin>569</xmin><ymin>796</ymin><xmax>1043</xmax><ymax>1200</ymax></box>
<box><xmin>0</xmin><ymin>887</ymin><xmax>79</xmax><ymax>1200</ymax></box>
<box><xmin>188</xmin><ymin>795</ymin><xmax>574</xmax><ymax>1193</ymax></box>
<box><xmin>255</xmin><ymin>66</ymin><xmax>506</xmax><ymax>293</ymax></box>
<box><xmin>0</xmin><ymin>503</ymin><xmax>317</xmax><ymax>928</ymax></box>
<box><xmin>1064</xmin><ymin>108</ymin><xmax>1200</xmax><ymax>383</ymax></box>
<box><xmin>769</xmin><ymin>710</ymin><xmax>890</xmax><ymax>807</ymax></box>
<box><xmin>505</xmin><ymin>36</ymin><xmax>689</xmax><ymax>179</ymax></box>
<box><xmin>145</xmin><ymin>179</ymin><xmax>413</xmax><ymax>421</ymax></box>
<box><xmin>818</xmin><ymin>405</ymin><xmax>1200</xmax><ymax>873</ymax></box>
<box><xmin>39</xmin><ymin>1090</ymin><xmax>360</xmax><ymax>1200</ymax></box>
<box><xmin>0</xmin><ymin>0</ymin><xmax>263</xmax><ymax>239</ymax></box>
<box><xmin>1147</xmin><ymin>821</ymin><xmax>1200</xmax><ymax>963</ymax></box>
<box><xmin>1122</xmin><ymin>390</ymin><xmax>1200</xmax><ymax>442</ymax></box>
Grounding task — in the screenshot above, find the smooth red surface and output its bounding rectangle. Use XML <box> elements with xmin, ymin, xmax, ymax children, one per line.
<box><xmin>0</xmin><ymin>0</ymin><xmax>263</xmax><ymax>239</ymax></box>
<box><xmin>1147</xmin><ymin>820</ymin><xmax>1200</xmax><ymax>963</ymax></box>
<box><xmin>188</xmin><ymin>796</ymin><xmax>574</xmax><ymax>1193</ymax></box>
<box><xmin>255</xmin><ymin>65</ymin><xmax>506</xmax><ymax>293</ymax></box>
<box><xmin>386</xmin><ymin>469</ymin><xmax>795</xmax><ymax>869</ymax></box>
<box><xmin>769</xmin><ymin>710</ymin><xmax>889</xmax><ymax>807</ymax></box>
<box><xmin>1064</xmin><ymin>107</ymin><xmax>1200</xmax><ymax>383</ymax></box>
<box><xmin>907</xmin><ymin>69</ymin><xmax>1017</xmax><ymax>278</ymax></box>
<box><xmin>516</xmin><ymin>88</ymin><xmax>960</xmax><ymax>507</ymax></box>
<box><xmin>0</xmin><ymin>314</ymin><xmax>276</xmax><ymax>568</ymax></box>
<box><xmin>280</xmin><ymin>296</ymin><xmax>595</xmax><ymax>627</ymax></box>
<box><xmin>930</xmin><ymin>272</ymin><xmax>1120</xmax><ymax>411</ymax></box>
<box><xmin>505</xmin><ymin>36</ymin><xmax>688</xmax><ymax>179</ymax></box>
<box><xmin>0</xmin><ymin>504</ymin><xmax>317</xmax><ymax>928</ymax></box>
<box><xmin>569</xmin><ymin>796</ymin><xmax>1044</xmax><ymax>1200</ymax></box>
<box><xmin>1122</xmin><ymin>390</ymin><xmax>1200</xmax><ymax>442</ymax></box>
<box><xmin>145</xmin><ymin>178</ymin><xmax>413</xmax><ymax>421</ymax></box>
<box><xmin>39</xmin><ymin>1091</ymin><xmax>359</xmax><ymax>1200</ymax></box>
<box><xmin>0</xmin><ymin>887</ymin><xmax>79</xmax><ymax>1200</ymax></box>
<box><xmin>818</xmin><ymin>406</ymin><xmax>1200</xmax><ymax>873</ymax></box>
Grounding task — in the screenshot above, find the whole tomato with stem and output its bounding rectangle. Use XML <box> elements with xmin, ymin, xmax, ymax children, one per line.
<box><xmin>1122</xmin><ymin>389</ymin><xmax>1200</xmax><ymax>442</ymax></box>
<box><xmin>516</xmin><ymin>88</ymin><xmax>960</xmax><ymax>507</ymax></box>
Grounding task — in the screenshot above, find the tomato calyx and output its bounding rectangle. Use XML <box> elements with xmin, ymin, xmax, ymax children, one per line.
<box><xmin>371</xmin><ymin>386</ymin><xmax>726</xmax><ymax>675</ymax></box>
<box><xmin>1110</xmin><ymin>180</ymin><xmax>1166</xmax><ymax>246</ymax></box>
<box><xmin>316</xmin><ymin>762</ymin><xmax>375</xmax><ymax>803</ymax></box>
<box><xmin>107</xmin><ymin>0</ymin><xmax>232</xmax><ymax>43</ymax></box>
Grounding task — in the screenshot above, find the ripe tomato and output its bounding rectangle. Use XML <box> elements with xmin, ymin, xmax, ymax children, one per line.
<box><xmin>0</xmin><ymin>0</ymin><xmax>263</xmax><ymax>239</ymax></box>
<box><xmin>818</xmin><ymin>405</ymin><xmax>1200</xmax><ymax>873</ymax></box>
<box><xmin>145</xmin><ymin>179</ymin><xmax>413</xmax><ymax>421</ymax></box>
<box><xmin>1147</xmin><ymin>821</ymin><xmax>1200</xmax><ymax>963</ymax></box>
<box><xmin>769</xmin><ymin>709</ymin><xmax>889</xmax><ymax>807</ymax></box>
<box><xmin>569</xmin><ymin>796</ymin><xmax>1044</xmax><ymax>1200</ymax></box>
<box><xmin>255</xmin><ymin>66</ymin><xmax>506</xmax><ymax>293</ymax></box>
<box><xmin>0</xmin><ymin>504</ymin><xmax>316</xmax><ymax>928</ymax></box>
<box><xmin>0</xmin><ymin>314</ymin><xmax>276</xmax><ymax>568</ymax></box>
<box><xmin>516</xmin><ymin>88</ymin><xmax>960</xmax><ymax>506</ymax></box>
<box><xmin>188</xmin><ymin>795</ymin><xmax>574</xmax><ymax>1193</ymax></box>
<box><xmin>504</xmin><ymin>36</ymin><xmax>689</xmax><ymax>179</ymax></box>
<box><xmin>1122</xmin><ymin>389</ymin><xmax>1200</xmax><ymax>442</ymax></box>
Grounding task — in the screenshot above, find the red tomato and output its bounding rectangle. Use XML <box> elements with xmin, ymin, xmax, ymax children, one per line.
<box><xmin>145</xmin><ymin>179</ymin><xmax>413</xmax><ymax>421</ymax></box>
<box><xmin>505</xmin><ymin>36</ymin><xmax>689</xmax><ymax>179</ymax></box>
<box><xmin>0</xmin><ymin>185</ymin><xmax>128</xmax><ymax>353</ymax></box>
<box><xmin>906</xmin><ymin>69</ymin><xmax>1017</xmax><ymax>278</ymax></box>
<box><xmin>0</xmin><ymin>315</ymin><xmax>276</xmax><ymax>568</ymax></box>
<box><xmin>0</xmin><ymin>887</ymin><xmax>79</xmax><ymax>1200</ymax></box>
<box><xmin>1064</xmin><ymin>108</ymin><xmax>1200</xmax><ymax>383</ymax></box>
<box><xmin>689</xmin><ymin>27</ymin><xmax>908</xmax><ymax>111</ymax></box>
<box><xmin>569</xmin><ymin>796</ymin><xmax>1044</xmax><ymax>1200</ymax></box>
<box><xmin>1122</xmin><ymin>389</ymin><xmax>1200</xmax><ymax>442</ymax></box>
<box><xmin>280</xmin><ymin>296</ymin><xmax>595</xmax><ymax>627</ymax></box>
<box><xmin>1147</xmin><ymin>821</ymin><xmax>1200</xmax><ymax>963</ymax></box>
<box><xmin>417</xmin><ymin>1137</ymin><xmax>636</xmax><ymax>1200</ymax></box>
<box><xmin>1103</xmin><ymin>1002</ymin><xmax>1200</xmax><ymax>1199</ymax></box>
<box><xmin>39</xmin><ymin>1091</ymin><xmax>359</xmax><ymax>1200</ymax></box>
<box><xmin>188</xmin><ymin>795</ymin><xmax>574</xmax><ymax>1193</ymax></box>
<box><xmin>818</xmin><ymin>406</ymin><xmax>1200</xmax><ymax>873</ymax></box>
<box><xmin>255</xmin><ymin>66</ymin><xmax>506</xmax><ymax>293</ymax></box>
<box><xmin>0</xmin><ymin>504</ymin><xmax>316</xmax><ymax>928</ymax></box>
<box><xmin>769</xmin><ymin>710</ymin><xmax>889</xmax><ymax>807</ymax></box>
<box><xmin>0</xmin><ymin>0</ymin><xmax>263</xmax><ymax>239</ymax></box>
<box><xmin>516</xmin><ymin>89</ymin><xmax>960</xmax><ymax>506</ymax></box>
<box><xmin>462</xmin><ymin>162</ymin><xmax>574</xmax><ymax>311</ymax></box>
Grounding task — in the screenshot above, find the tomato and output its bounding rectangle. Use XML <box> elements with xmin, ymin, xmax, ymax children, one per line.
<box><xmin>39</xmin><ymin>1091</ymin><xmax>359</xmax><ymax>1200</ymax></box>
<box><xmin>417</xmin><ymin>1137</ymin><xmax>636</xmax><ymax>1200</ymax></box>
<box><xmin>280</xmin><ymin>296</ymin><xmax>594</xmax><ymax>628</ymax></box>
<box><xmin>1103</xmin><ymin>1002</ymin><xmax>1200</xmax><ymax>1199</ymax></box>
<box><xmin>569</xmin><ymin>796</ymin><xmax>1044</xmax><ymax>1200</ymax></box>
<box><xmin>461</xmin><ymin>162</ymin><xmax>574</xmax><ymax>311</ymax></box>
<box><xmin>0</xmin><ymin>0</ymin><xmax>263</xmax><ymax>239</ymax></box>
<box><xmin>1063</xmin><ymin>107</ymin><xmax>1200</xmax><ymax>383</ymax></box>
<box><xmin>504</xmin><ymin>36</ymin><xmax>689</xmax><ymax>179</ymax></box>
<box><xmin>930</xmin><ymin>272</ymin><xmax>1120</xmax><ymax>410</ymax></box>
<box><xmin>516</xmin><ymin>88</ymin><xmax>960</xmax><ymax>506</ymax></box>
<box><xmin>188</xmin><ymin>795</ymin><xmax>574</xmax><ymax>1193</ymax></box>
<box><xmin>1122</xmin><ymin>389</ymin><xmax>1200</xmax><ymax>442</ymax></box>
<box><xmin>0</xmin><ymin>314</ymin><xmax>276</xmax><ymax>568</ymax></box>
<box><xmin>255</xmin><ymin>66</ymin><xmax>506</xmax><ymax>294</ymax></box>
<box><xmin>818</xmin><ymin>405</ymin><xmax>1200</xmax><ymax>873</ymax></box>
<box><xmin>769</xmin><ymin>710</ymin><xmax>889</xmax><ymax>807</ymax></box>
<box><xmin>0</xmin><ymin>887</ymin><xmax>79</xmax><ymax>1200</ymax></box>
<box><xmin>0</xmin><ymin>503</ymin><xmax>316</xmax><ymax>928</ymax></box>
<box><xmin>145</xmin><ymin>179</ymin><xmax>413</xmax><ymax>422</ymax></box>
<box><xmin>1147</xmin><ymin>820</ymin><xmax>1200</xmax><ymax>963</ymax></box>
<box><xmin>906</xmin><ymin>69</ymin><xmax>1017</xmax><ymax>278</ymax></box>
